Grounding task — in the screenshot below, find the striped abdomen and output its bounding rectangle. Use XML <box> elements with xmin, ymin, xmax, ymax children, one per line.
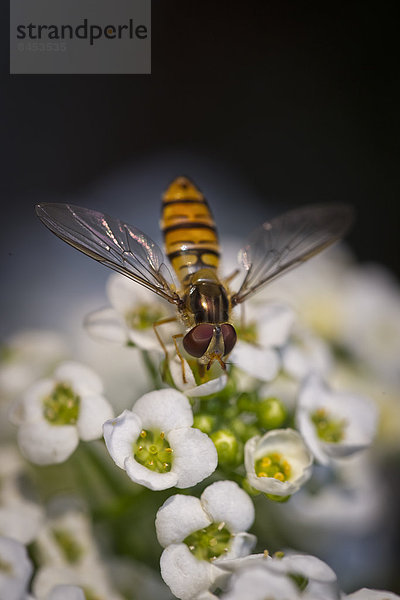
<box><xmin>161</xmin><ymin>177</ymin><xmax>220</xmax><ymax>284</ymax></box>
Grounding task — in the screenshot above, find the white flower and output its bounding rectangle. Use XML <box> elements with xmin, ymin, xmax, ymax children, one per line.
<box><xmin>219</xmin><ymin>552</ymin><xmax>340</xmax><ymax>600</ymax></box>
<box><xmin>85</xmin><ymin>273</ymin><xmax>175</xmax><ymax>351</ymax></box>
<box><xmin>282</xmin><ymin>326</ymin><xmax>333</xmax><ymax>380</ymax></box>
<box><xmin>281</xmin><ymin>453</ymin><xmax>385</xmax><ymax>535</ymax></box>
<box><xmin>33</xmin><ymin>563</ymin><xmax>123</xmax><ymax>600</ymax></box>
<box><xmin>33</xmin><ymin>501</ymin><xmax>99</xmax><ymax>569</ymax></box>
<box><xmin>103</xmin><ymin>389</ymin><xmax>217</xmax><ymax>490</ymax></box>
<box><xmin>244</xmin><ymin>429</ymin><xmax>313</xmax><ymax>496</ymax></box>
<box><xmin>265</xmin><ymin>553</ymin><xmax>339</xmax><ymax>599</ymax></box>
<box><xmin>344</xmin><ymin>589</ymin><xmax>400</xmax><ymax>599</ymax></box>
<box><xmin>155</xmin><ymin>481</ymin><xmax>256</xmax><ymax>600</ymax></box>
<box><xmin>264</xmin><ymin>247</ymin><xmax>352</xmax><ymax>343</ymax></box>
<box><xmin>0</xmin><ymin>536</ymin><xmax>33</xmax><ymax>600</ymax></box>
<box><xmin>0</xmin><ymin>445</ymin><xmax>44</xmax><ymax>544</ymax></box>
<box><xmin>296</xmin><ymin>374</ymin><xmax>378</xmax><ymax>465</ymax></box>
<box><xmin>221</xmin><ymin>565</ymin><xmax>302</xmax><ymax>600</ymax></box>
<box><xmin>340</xmin><ymin>265</ymin><xmax>400</xmax><ymax>384</ymax></box>
<box><xmin>230</xmin><ymin>302</ymin><xmax>294</xmax><ymax>382</ymax></box>
<box><xmin>9</xmin><ymin>361</ymin><xmax>113</xmax><ymax>465</ymax></box>
<box><xmin>169</xmin><ymin>353</ymin><xmax>228</xmax><ymax>398</ymax></box>
<box><xmin>0</xmin><ymin>330</ymin><xmax>68</xmax><ymax>398</ymax></box>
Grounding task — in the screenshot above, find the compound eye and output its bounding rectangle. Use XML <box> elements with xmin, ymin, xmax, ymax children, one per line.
<box><xmin>221</xmin><ymin>323</ymin><xmax>237</xmax><ymax>356</ymax></box>
<box><xmin>183</xmin><ymin>324</ymin><xmax>214</xmax><ymax>358</ymax></box>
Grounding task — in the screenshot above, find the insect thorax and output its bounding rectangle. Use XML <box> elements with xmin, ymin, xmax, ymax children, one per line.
<box><xmin>182</xmin><ymin>269</ymin><xmax>229</xmax><ymax>326</ymax></box>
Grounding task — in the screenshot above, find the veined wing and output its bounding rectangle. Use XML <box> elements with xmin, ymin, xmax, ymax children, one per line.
<box><xmin>231</xmin><ymin>204</ymin><xmax>354</xmax><ymax>305</ymax></box>
<box><xmin>36</xmin><ymin>203</ymin><xmax>180</xmax><ymax>304</ymax></box>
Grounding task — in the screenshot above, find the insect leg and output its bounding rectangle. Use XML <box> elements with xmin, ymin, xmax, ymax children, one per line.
<box><xmin>223</xmin><ymin>269</ymin><xmax>240</xmax><ymax>286</ymax></box>
<box><xmin>172</xmin><ymin>333</ymin><xmax>187</xmax><ymax>385</ymax></box>
<box><xmin>153</xmin><ymin>316</ymin><xmax>178</xmax><ymax>364</ymax></box>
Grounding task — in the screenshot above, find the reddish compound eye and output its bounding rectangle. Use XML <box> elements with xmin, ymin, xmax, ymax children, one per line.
<box><xmin>221</xmin><ymin>324</ymin><xmax>237</xmax><ymax>356</ymax></box>
<box><xmin>183</xmin><ymin>324</ymin><xmax>214</xmax><ymax>358</ymax></box>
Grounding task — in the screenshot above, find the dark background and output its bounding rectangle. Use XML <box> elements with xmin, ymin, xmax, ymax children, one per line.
<box><xmin>2</xmin><ymin>1</ymin><xmax>400</xmax><ymax>266</ymax></box>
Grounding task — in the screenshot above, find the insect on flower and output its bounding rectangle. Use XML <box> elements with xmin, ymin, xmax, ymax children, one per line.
<box><xmin>35</xmin><ymin>177</ymin><xmax>353</xmax><ymax>382</ymax></box>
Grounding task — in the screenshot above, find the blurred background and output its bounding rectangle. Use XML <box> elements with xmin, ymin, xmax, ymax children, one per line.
<box><xmin>1</xmin><ymin>1</ymin><xmax>400</xmax><ymax>595</ymax></box>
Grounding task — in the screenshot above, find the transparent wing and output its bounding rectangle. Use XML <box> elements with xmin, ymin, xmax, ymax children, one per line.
<box><xmin>231</xmin><ymin>204</ymin><xmax>354</xmax><ymax>305</ymax></box>
<box><xmin>36</xmin><ymin>203</ymin><xmax>180</xmax><ymax>304</ymax></box>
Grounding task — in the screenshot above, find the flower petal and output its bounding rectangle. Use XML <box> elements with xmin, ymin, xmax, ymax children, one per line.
<box><xmin>168</xmin><ymin>427</ymin><xmax>218</xmax><ymax>489</ymax></box>
<box><xmin>47</xmin><ymin>585</ymin><xmax>86</xmax><ymax>600</ymax></box>
<box><xmin>8</xmin><ymin>379</ymin><xmax>53</xmax><ymax>425</ymax></box>
<box><xmin>155</xmin><ymin>495</ymin><xmax>211</xmax><ymax>547</ymax></box>
<box><xmin>124</xmin><ymin>456</ymin><xmax>179</xmax><ymax>490</ymax></box>
<box><xmin>344</xmin><ymin>589</ymin><xmax>400</xmax><ymax>600</ymax></box>
<box><xmin>132</xmin><ymin>389</ymin><xmax>193</xmax><ymax>433</ymax></box>
<box><xmin>231</xmin><ymin>342</ymin><xmax>280</xmax><ymax>382</ymax></box>
<box><xmin>222</xmin><ymin>564</ymin><xmax>300</xmax><ymax>600</ymax></box>
<box><xmin>221</xmin><ymin>533</ymin><xmax>257</xmax><ymax>561</ymax></box>
<box><xmin>0</xmin><ymin>536</ymin><xmax>33</xmax><ymax>600</ymax></box>
<box><xmin>160</xmin><ymin>544</ymin><xmax>228</xmax><ymax>600</ymax></box>
<box><xmin>200</xmin><ymin>481</ymin><xmax>255</xmax><ymax>533</ymax></box>
<box><xmin>185</xmin><ymin>374</ymin><xmax>228</xmax><ymax>398</ymax></box>
<box><xmin>85</xmin><ymin>307</ymin><xmax>128</xmax><ymax>344</ymax></box>
<box><xmin>103</xmin><ymin>410</ymin><xmax>142</xmax><ymax>469</ymax></box>
<box><xmin>256</xmin><ymin>303</ymin><xmax>295</xmax><ymax>347</ymax></box>
<box><xmin>77</xmin><ymin>394</ymin><xmax>114</xmax><ymax>441</ymax></box>
<box><xmin>54</xmin><ymin>361</ymin><xmax>103</xmax><ymax>395</ymax></box>
<box><xmin>18</xmin><ymin>422</ymin><xmax>79</xmax><ymax>465</ymax></box>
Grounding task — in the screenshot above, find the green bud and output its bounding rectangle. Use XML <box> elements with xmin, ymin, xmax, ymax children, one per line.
<box><xmin>237</xmin><ymin>393</ymin><xmax>258</xmax><ymax>413</ymax></box>
<box><xmin>230</xmin><ymin>418</ymin><xmax>259</xmax><ymax>442</ymax></box>
<box><xmin>257</xmin><ymin>397</ymin><xmax>287</xmax><ymax>430</ymax></box>
<box><xmin>211</xmin><ymin>429</ymin><xmax>242</xmax><ymax>466</ymax></box>
<box><xmin>193</xmin><ymin>414</ymin><xmax>217</xmax><ymax>435</ymax></box>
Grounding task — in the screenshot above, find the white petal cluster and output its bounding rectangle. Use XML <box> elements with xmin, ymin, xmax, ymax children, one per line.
<box><xmin>31</xmin><ymin>502</ymin><xmax>123</xmax><ymax>600</ymax></box>
<box><xmin>218</xmin><ymin>552</ymin><xmax>340</xmax><ymax>600</ymax></box>
<box><xmin>0</xmin><ymin>445</ymin><xmax>44</xmax><ymax>544</ymax></box>
<box><xmin>32</xmin><ymin>563</ymin><xmax>123</xmax><ymax>600</ymax></box>
<box><xmin>245</xmin><ymin>429</ymin><xmax>313</xmax><ymax>496</ymax></box>
<box><xmin>281</xmin><ymin>326</ymin><xmax>333</xmax><ymax>380</ymax></box>
<box><xmin>344</xmin><ymin>589</ymin><xmax>400</xmax><ymax>599</ymax></box>
<box><xmin>9</xmin><ymin>361</ymin><xmax>113</xmax><ymax>465</ymax></box>
<box><xmin>282</xmin><ymin>453</ymin><xmax>385</xmax><ymax>535</ymax></box>
<box><xmin>296</xmin><ymin>375</ymin><xmax>378</xmax><ymax>465</ymax></box>
<box><xmin>0</xmin><ymin>330</ymin><xmax>68</xmax><ymax>398</ymax></box>
<box><xmin>231</xmin><ymin>302</ymin><xmax>294</xmax><ymax>382</ymax></box>
<box><xmin>45</xmin><ymin>585</ymin><xmax>85</xmax><ymax>600</ymax></box>
<box><xmin>155</xmin><ymin>481</ymin><xmax>256</xmax><ymax>600</ymax></box>
<box><xmin>85</xmin><ymin>273</ymin><xmax>175</xmax><ymax>351</ymax></box>
<box><xmin>103</xmin><ymin>389</ymin><xmax>217</xmax><ymax>490</ymax></box>
<box><xmin>0</xmin><ymin>536</ymin><xmax>33</xmax><ymax>600</ymax></box>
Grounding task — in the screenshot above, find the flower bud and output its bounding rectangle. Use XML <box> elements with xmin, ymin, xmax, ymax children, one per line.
<box><xmin>211</xmin><ymin>429</ymin><xmax>242</xmax><ymax>466</ymax></box>
<box><xmin>257</xmin><ymin>397</ymin><xmax>287</xmax><ymax>429</ymax></box>
<box><xmin>193</xmin><ymin>413</ymin><xmax>217</xmax><ymax>435</ymax></box>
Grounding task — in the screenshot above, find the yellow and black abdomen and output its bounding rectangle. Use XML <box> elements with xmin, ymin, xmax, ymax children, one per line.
<box><xmin>161</xmin><ymin>177</ymin><xmax>220</xmax><ymax>284</ymax></box>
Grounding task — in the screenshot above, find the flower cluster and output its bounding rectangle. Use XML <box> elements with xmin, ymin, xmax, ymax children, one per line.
<box><xmin>2</xmin><ymin>244</ymin><xmax>400</xmax><ymax>599</ymax></box>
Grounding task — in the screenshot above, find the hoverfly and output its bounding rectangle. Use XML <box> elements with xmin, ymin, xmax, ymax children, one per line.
<box><xmin>35</xmin><ymin>177</ymin><xmax>353</xmax><ymax>381</ymax></box>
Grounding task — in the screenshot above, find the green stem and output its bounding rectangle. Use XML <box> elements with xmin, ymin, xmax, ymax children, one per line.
<box><xmin>141</xmin><ymin>350</ymin><xmax>161</xmax><ymax>388</ymax></box>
